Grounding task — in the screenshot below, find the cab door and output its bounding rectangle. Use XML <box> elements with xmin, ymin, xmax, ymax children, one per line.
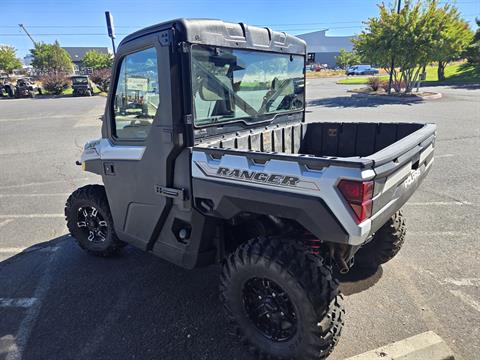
<box><xmin>100</xmin><ymin>32</ymin><xmax>182</xmax><ymax>250</ymax></box>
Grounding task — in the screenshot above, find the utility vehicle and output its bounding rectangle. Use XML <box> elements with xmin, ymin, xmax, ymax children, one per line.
<box><xmin>65</xmin><ymin>19</ymin><xmax>436</xmax><ymax>359</ymax></box>
<box><xmin>0</xmin><ymin>76</ymin><xmax>14</xmax><ymax>97</ymax></box>
<box><xmin>14</xmin><ymin>78</ymin><xmax>42</xmax><ymax>98</ymax></box>
<box><xmin>71</xmin><ymin>75</ymin><xmax>94</xmax><ymax>96</ymax></box>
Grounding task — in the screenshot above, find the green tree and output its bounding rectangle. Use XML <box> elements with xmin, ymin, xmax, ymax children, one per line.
<box><xmin>335</xmin><ymin>49</ymin><xmax>360</xmax><ymax>69</ymax></box>
<box><xmin>431</xmin><ymin>4</ymin><xmax>473</xmax><ymax>80</ymax></box>
<box><xmin>0</xmin><ymin>45</ymin><xmax>22</xmax><ymax>73</ymax></box>
<box><xmin>354</xmin><ymin>0</ymin><xmax>470</xmax><ymax>93</ymax></box>
<box><xmin>82</xmin><ymin>50</ymin><xmax>113</xmax><ymax>70</ymax></box>
<box><xmin>466</xmin><ymin>18</ymin><xmax>480</xmax><ymax>66</ymax></box>
<box><xmin>30</xmin><ymin>41</ymin><xmax>73</xmax><ymax>74</ymax></box>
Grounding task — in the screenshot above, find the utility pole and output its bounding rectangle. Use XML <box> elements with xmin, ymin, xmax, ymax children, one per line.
<box><xmin>18</xmin><ymin>24</ymin><xmax>37</xmax><ymax>46</ymax></box>
<box><xmin>387</xmin><ymin>0</ymin><xmax>402</xmax><ymax>94</ymax></box>
<box><xmin>105</xmin><ymin>11</ymin><xmax>116</xmax><ymax>55</ymax></box>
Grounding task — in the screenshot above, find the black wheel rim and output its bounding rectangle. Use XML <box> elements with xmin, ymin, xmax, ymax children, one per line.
<box><xmin>242</xmin><ymin>277</ymin><xmax>297</xmax><ymax>342</ymax></box>
<box><xmin>76</xmin><ymin>206</ymin><xmax>108</xmax><ymax>243</ymax></box>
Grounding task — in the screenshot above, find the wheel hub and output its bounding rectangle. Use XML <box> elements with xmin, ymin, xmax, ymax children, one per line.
<box><xmin>242</xmin><ymin>278</ymin><xmax>297</xmax><ymax>342</ymax></box>
<box><xmin>76</xmin><ymin>206</ymin><xmax>107</xmax><ymax>243</ymax></box>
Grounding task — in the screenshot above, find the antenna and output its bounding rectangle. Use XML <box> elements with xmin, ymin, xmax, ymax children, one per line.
<box><xmin>18</xmin><ymin>24</ymin><xmax>37</xmax><ymax>46</ymax></box>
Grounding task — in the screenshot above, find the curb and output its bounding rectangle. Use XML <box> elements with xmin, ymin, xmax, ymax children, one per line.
<box><xmin>345</xmin><ymin>331</ymin><xmax>454</xmax><ymax>360</ymax></box>
<box><xmin>349</xmin><ymin>91</ymin><xmax>442</xmax><ymax>102</ymax></box>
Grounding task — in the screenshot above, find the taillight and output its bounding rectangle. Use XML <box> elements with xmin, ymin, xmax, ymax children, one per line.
<box><xmin>338</xmin><ymin>180</ymin><xmax>374</xmax><ymax>224</ymax></box>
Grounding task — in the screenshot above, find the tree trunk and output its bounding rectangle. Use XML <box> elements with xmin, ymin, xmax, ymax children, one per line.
<box><xmin>437</xmin><ymin>62</ymin><xmax>446</xmax><ymax>81</ymax></box>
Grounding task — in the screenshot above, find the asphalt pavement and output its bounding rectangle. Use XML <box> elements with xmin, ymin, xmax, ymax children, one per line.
<box><xmin>0</xmin><ymin>79</ymin><xmax>479</xmax><ymax>360</ymax></box>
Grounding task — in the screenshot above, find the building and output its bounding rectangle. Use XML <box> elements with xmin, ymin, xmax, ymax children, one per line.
<box><xmin>62</xmin><ymin>47</ymin><xmax>109</xmax><ymax>72</ymax></box>
<box><xmin>297</xmin><ymin>30</ymin><xmax>355</xmax><ymax>68</ymax></box>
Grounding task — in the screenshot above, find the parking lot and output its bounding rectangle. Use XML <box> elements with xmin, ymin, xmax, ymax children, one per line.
<box><xmin>0</xmin><ymin>78</ymin><xmax>479</xmax><ymax>360</ymax></box>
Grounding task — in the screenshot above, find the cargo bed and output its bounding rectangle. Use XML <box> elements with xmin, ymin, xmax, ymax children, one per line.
<box><xmin>192</xmin><ymin>120</ymin><xmax>436</xmax><ymax>245</ymax></box>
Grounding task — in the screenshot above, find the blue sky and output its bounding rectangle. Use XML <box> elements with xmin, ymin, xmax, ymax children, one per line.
<box><xmin>1</xmin><ymin>0</ymin><xmax>479</xmax><ymax>58</ymax></box>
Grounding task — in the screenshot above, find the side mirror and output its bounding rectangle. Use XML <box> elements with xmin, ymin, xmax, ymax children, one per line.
<box><xmin>99</xmin><ymin>115</ymin><xmax>104</xmax><ymax>122</ymax></box>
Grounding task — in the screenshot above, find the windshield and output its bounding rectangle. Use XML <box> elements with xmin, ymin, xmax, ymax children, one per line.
<box><xmin>191</xmin><ymin>45</ymin><xmax>305</xmax><ymax>126</ymax></box>
<box><xmin>72</xmin><ymin>77</ymin><xmax>88</xmax><ymax>85</ymax></box>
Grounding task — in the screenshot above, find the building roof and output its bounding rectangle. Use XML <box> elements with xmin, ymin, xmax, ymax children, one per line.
<box><xmin>297</xmin><ymin>30</ymin><xmax>354</xmax><ymax>53</ymax></box>
<box><xmin>62</xmin><ymin>47</ymin><xmax>109</xmax><ymax>62</ymax></box>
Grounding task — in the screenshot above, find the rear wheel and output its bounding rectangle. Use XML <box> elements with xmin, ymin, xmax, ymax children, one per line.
<box><xmin>65</xmin><ymin>184</ymin><xmax>124</xmax><ymax>256</ymax></box>
<box><xmin>220</xmin><ymin>236</ymin><xmax>344</xmax><ymax>359</ymax></box>
<box><xmin>6</xmin><ymin>86</ymin><xmax>14</xmax><ymax>97</ymax></box>
<box><xmin>355</xmin><ymin>210</ymin><xmax>406</xmax><ymax>268</ymax></box>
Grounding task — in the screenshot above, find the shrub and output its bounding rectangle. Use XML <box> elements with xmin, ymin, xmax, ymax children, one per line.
<box><xmin>380</xmin><ymin>80</ymin><xmax>390</xmax><ymax>92</ymax></box>
<box><xmin>90</xmin><ymin>68</ymin><xmax>111</xmax><ymax>92</ymax></box>
<box><xmin>392</xmin><ymin>79</ymin><xmax>407</xmax><ymax>93</ymax></box>
<box><xmin>367</xmin><ymin>77</ymin><xmax>381</xmax><ymax>91</ymax></box>
<box><xmin>380</xmin><ymin>79</ymin><xmax>407</xmax><ymax>93</ymax></box>
<box><xmin>41</xmin><ymin>72</ymin><xmax>69</xmax><ymax>95</ymax></box>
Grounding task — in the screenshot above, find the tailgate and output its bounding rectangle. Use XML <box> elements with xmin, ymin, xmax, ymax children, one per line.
<box><xmin>367</xmin><ymin>123</ymin><xmax>436</xmax><ymax>233</ymax></box>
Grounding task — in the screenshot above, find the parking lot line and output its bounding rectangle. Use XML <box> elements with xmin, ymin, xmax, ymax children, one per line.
<box><xmin>0</xmin><ymin>214</ymin><xmax>64</xmax><ymax>219</ymax></box>
<box><xmin>0</xmin><ymin>298</ymin><xmax>37</xmax><ymax>308</ymax></box>
<box><xmin>0</xmin><ymin>219</ymin><xmax>14</xmax><ymax>228</ymax></box>
<box><xmin>435</xmin><ymin>154</ymin><xmax>455</xmax><ymax>159</ymax></box>
<box><xmin>5</xmin><ymin>248</ymin><xmax>57</xmax><ymax>360</ymax></box>
<box><xmin>406</xmin><ymin>201</ymin><xmax>472</xmax><ymax>206</ymax></box>
<box><xmin>0</xmin><ymin>179</ymin><xmax>90</xmax><ymax>190</ymax></box>
<box><xmin>408</xmin><ymin>231</ymin><xmax>469</xmax><ymax>237</ymax></box>
<box><xmin>0</xmin><ymin>246</ymin><xmax>59</xmax><ymax>254</ymax></box>
<box><xmin>0</xmin><ymin>193</ymin><xmax>70</xmax><ymax>198</ymax></box>
<box><xmin>444</xmin><ymin>278</ymin><xmax>480</xmax><ymax>287</ymax></box>
<box><xmin>449</xmin><ymin>290</ymin><xmax>480</xmax><ymax>313</ymax></box>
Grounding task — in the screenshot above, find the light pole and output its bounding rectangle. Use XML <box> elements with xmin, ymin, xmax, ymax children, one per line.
<box><xmin>387</xmin><ymin>0</ymin><xmax>402</xmax><ymax>94</ymax></box>
<box><xmin>105</xmin><ymin>11</ymin><xmax>116</xmax><ymax>55</ymax></box>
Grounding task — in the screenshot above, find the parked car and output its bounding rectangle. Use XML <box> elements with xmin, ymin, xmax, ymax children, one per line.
<box><xmin>65</xmin><ymin>19</ymin><xmax>435</xmax><ymax>360</ymax></box>
<box><xmin>346</xmin><ymin>64</ymin><xmax>379</xmax><ymax>76</ymax></box>
<box><xmin>310</xmin><ymin>63</ymin><xmax>330</xmax><ymax>72</ymax></box>
<box><xmin>71</xmin><ymin>75</ymin><xmax>95</xmax><ymax>96</ymax></box>
<box><xmin>14</xmin><ymin>78</ymin><xmax>42</xmax><ymax>98</ymax></box>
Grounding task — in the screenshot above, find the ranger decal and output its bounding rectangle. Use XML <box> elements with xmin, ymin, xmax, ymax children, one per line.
<box><xmin>216</xmin><ymin>167</ymin><xmax>300</xmax><ymax>186</ymax></box>
<box><xmin>194</xmin><ymin>161</ymin><xmax>320</xmax><ymax>191</ymax></box>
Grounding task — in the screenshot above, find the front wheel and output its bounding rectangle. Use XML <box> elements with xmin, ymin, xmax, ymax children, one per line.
<box><xmin>220</xmin><ymin>236</ymin><xmax>344</xmax><ymax>360</ymax></box>
<box><xmin>65</xmin><ymin>184</ymin><xmax>124</xmax><ymax>256</ymax></box>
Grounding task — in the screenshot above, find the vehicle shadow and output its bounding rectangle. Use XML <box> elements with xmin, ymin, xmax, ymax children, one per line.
<box><xmin>0</xmin><ymin>237</ymin><xmax>250</xmax><ymax>360</ymax></box>
<box><xmin>0</xmin><ymin>237</ymin><xmax>383</xmax><ymax>360</ymax></box>
<box><xmin>337</xmin><ymin>266</ymin><xmax>383</xmax><ymax>296</ymax></box>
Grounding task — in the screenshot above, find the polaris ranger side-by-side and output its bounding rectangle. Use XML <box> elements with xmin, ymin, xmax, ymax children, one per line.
<box><xmin>65</xmin><ymin>19</ymin><xmax>436</xmax><ymax>359</ymax></box>
<box><xmin>71</xmin><ymin>75</ymin><xmax>94</xmax><ymax>97</ymax></box>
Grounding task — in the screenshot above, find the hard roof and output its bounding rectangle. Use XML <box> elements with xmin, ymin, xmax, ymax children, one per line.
<box><xmin>120</xmin><ymin>18</ymin><xmax>306</xmax><ymax>55</ymax></box>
